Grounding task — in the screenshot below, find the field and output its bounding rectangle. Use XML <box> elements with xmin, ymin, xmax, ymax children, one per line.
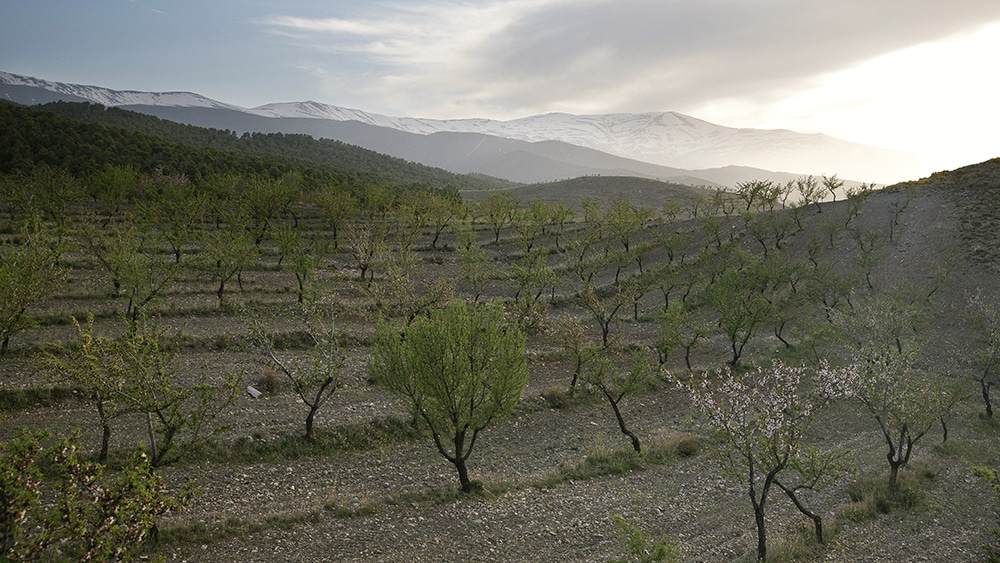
<box><xmin>2</xmin><ymin>162</ymin><xmax>1000</xmax><ymax>562</ymax></box>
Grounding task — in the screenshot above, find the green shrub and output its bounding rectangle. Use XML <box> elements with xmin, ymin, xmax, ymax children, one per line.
<box><xmin>0</xmin><ymin>385</ymin><xmax>82</xmax><ymax>411</ymax></box>
<box><xmin>326</xmin><ymin>498</ymin><xmax>380</xmax><ymax>519</ymax></box>
<box><xmin>839</xmin><ymin>469</ymin><xmax>929</xmax><ymax>522</ymax></box>
<box><xmin>540</xmin><ymin>385</ymin><xmax>575</xmax><ymax>409</ymax></box>
<box><xmin>608</xmin><ymin>515</ymin><xmax>679</xmax><ymax>563</ymax></box>
<box><xmin>0</xmin><ymin>430</ymin><xmax>193</xmax><ymax>560</ymax></box>
<box><xmin>192</xmin><ymin>415</ymin><xmax>420</xmax><ymax>464</ymax></box>
<box><xmin>974</xmin><ymin>466</ymin><xmax>1000</xmax><ymax>562</ymax></box>
<box><xmin>253</xmin><ymin>367</ymin><xmax>285</xmax><ymax>394</ymax></box>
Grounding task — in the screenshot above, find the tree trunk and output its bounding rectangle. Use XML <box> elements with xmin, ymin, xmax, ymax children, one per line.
<box><xmin>982</xmin><ymin>377</ymin><xmax>994</xmax><ymax>418</ymax></box>
<box><xmin>95</xmin><ymin>391</ymin><xmax>111</xmax><ymax>463</ymax></box>
<box><xmin>305</xmin><ymin>405</ymin><xmax>318</xmax><ymax>442</ymax></box>
<box><xmin>776</xmin><ymin>480</ymin><xmax>823</xmax><ymax>543</ymax></box>
<box><xmin>146</xmin><ymin>411</ymin><xmax>158</xmax><ymax>464</ymax></box>
<box><xmin>605</xmin><ymin>390</ymin><xmax>641</xmax><ymax>453</ymax></box>
<box><xmin>453</xmin><ymin>457</ymin><xmax>473</xmax><ymax>493</ymax></box>
<box><xmin>888</xmin><ymin>459</ymin><xmax>901</xmax><ymax>490</ymax></box>
<box><xmin>754</xmin><ymin>505</ymin><xmax>767</xmax><ymax>562</ymax></box>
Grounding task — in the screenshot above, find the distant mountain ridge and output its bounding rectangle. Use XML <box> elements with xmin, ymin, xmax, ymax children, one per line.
<box><xmin>253</xmin><ymin>103</ymin><xmax>916</xmax><ymax>181</ymax></box>
<box><xmin>0</xmin><ymin>71</ymin><xmax>924</xmax><ymax>184</ymax></box>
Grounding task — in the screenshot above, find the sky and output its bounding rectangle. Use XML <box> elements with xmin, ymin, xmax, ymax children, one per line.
<box><xmin>2</xmin><ymin>0</ymin><xmax>1000</xmax><ymax>172</ymax></box>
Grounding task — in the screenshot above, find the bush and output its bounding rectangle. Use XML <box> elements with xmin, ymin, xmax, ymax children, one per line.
<box><xmin>839</xmin><ymin>469</ymin><xmax>929</xmax><ymax>522</ymax></box>
<box><xmin>0</xmin><ymin>430</ymin><xmax>193</xmax><ymax>560</ymax></box>
<box><xmin>253</xmin><ymin>366</ymin><xmax>285</xmax><ymax>394</ymax></box>
<box><xmin>974</xmin><ymin>466</ymin><xmax>1000</xmax><ymax>562</ymax></box>
<box><xmin>540</xmin><ymin>385</ymin><xmax>576</xmax><ymax>409</ymax></box>
<box><xmin>649</xmin><ymin>429</ymin><xmax>701</xmax><ymax>459</ymax></box>
<box><xmin>608</xmin><ymin>515</ymin><xmax>679</xmax><ymax>563</ymax></box>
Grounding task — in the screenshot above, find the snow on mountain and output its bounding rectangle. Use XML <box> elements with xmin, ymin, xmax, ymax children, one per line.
<box><xmin>244</xmin><ymin>102</ymin><xmax>915</xmax><ymax>180</ymax></box>
<box><xmin>0</xmin><ymin>71</ymin><xmax>243</xmax><ymax>111</ymax></box>
<box><xmin>1</xmin><ymin>71</ymin><xmax>923</xmax><ymax>182</ymax></box>
<box><xmin>247</xmin><ymin>102</ymin><xmax>804</xmax><ymax>169</ymax></box>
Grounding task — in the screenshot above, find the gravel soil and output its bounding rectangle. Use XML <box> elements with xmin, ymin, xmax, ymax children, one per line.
<box><xmin>3</xmin><ymin>173</ymin><xmax>1000</xmax><ymax>562</ymax></box>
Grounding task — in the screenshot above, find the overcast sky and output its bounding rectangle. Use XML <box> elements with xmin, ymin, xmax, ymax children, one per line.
<box><xmin>2</xmin><ymin>0</ymin><xmax>999</xmax><ymax>171</ymax></box>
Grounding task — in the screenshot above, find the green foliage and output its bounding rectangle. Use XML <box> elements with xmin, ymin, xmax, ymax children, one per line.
<box><xmin>479</xmin><ymin>190</ymin><xmax>520</xmax><ymax>243</ymax></box>
<box><xmin>701</xmin><ymin>250</ymin><xmax>781</xmax><ymax>366</ymax></box>
<box><xmin>974</xmin><ymin>466</ymin><xmax>1000</xmax><ymax>561</ymax></box>
<box><xmin>540</xmin><ymin>385</ymin><xmax>577</xmax><ymax>410</ymax></box>
<box><xmin>0</xmin><ymin>227</ymin><xmax>66</xmax><ymax>353</ymax></box>
<box><xmin>248</xmin><ymin>299</ymin><xmax>344</xmax><ymax>442</ymax></box>
<box><xmin>75</xmin><ymin>211</ymin><xmax>180</xmax><ymax>320</ymax></box>
<box><xmin>536</xmin><ymin>432</ymin><xmax>697</xmax><ymax>489</ymax></box>
<box><xmin>608</xmin><ymin>515</ymin><xmax>680</xmax><ymax>563</ymax></box>
<box><xmin>552</xmin><ymin>313</ymin><xmax>603</xmax><ymax>390</ymax></box>
<box><xmin>369</xmin><ymin>300</ymin><xmax>528</xmax><ymax>492</ymax></box>
<box><xmin>830</xmin><ymin>290</ymin><xmax>947</xmax><ymax>488</ymax></box>
<box><xmin>0</xmin><ymin>429</ymin><xmax>193</xmax><ymax>561</ymax></box>
<box><xmin>582</xmin><ymin>349</ymin><xmax>657</xmax><ymax>453</ymax></box>
<box><xmin>0</xmin><ymin>385</ymin><xmax>81</xmax><ymax>411</ymax></box>
<box><xmin>34</xmin><ymin>101</ymin><xmax>494</xmax><ymax>192</ymax></box>
<box><xmin>48</xmin><ymin>315</ymin><xmax>241</xmax><ymax>466</ymax></box>
<box><xmin>192</xmin><ymin>416</ymin><xmax>420</xmax><ymax>464</ymax></box>
<box><xmin>198</xmin><ymin>204</ymin><xmax>259</xmax><ymax>307</ymax></box>
<box><xmin>838</xmin><ymin>469</ymin><xmax>931</xmax><ymax>522</ymax></box>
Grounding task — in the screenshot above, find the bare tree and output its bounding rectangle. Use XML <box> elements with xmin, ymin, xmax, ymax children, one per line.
<box><xmin>249</xmin><ymin>300</ymin><xmax>344</xmax><ymax>442</ymax></box>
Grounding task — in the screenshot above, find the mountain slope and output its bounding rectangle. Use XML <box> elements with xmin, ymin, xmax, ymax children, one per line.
<box><xmin>1</xmin><ymin>71</ymin><xmax>922</xmax><ymax>184</ymax></box>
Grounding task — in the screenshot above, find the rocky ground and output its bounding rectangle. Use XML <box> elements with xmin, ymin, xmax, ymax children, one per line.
<box><xmin>3</xmin><ymin>171</ymin><xmax>1000</xmax><ymax>561</ymax></box>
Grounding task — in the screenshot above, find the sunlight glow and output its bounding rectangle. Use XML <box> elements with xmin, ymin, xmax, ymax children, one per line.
<box><xmin>694</xmin><ymin>21</ymin><xmax>1000</xmax><ymax>172</ymax></box>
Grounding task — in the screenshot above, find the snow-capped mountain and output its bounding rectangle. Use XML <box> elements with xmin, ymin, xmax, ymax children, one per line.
<box><xmin>0</xmin><ymin>71</ymin><xmax>924</xmax><ymax>183</ymax></box>
<box><xmin>246</xmin><ymin>102</ymin><xmax>918</xmax><ymax>181</ymax></box>
<box><xmin>0</xmin><ymin>71</ymin><xmax>243</xmax><ymax>111</ymax></box>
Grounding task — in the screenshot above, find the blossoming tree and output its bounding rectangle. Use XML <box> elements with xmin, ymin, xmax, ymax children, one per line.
<box><xmin>678</xmin><ymin>360</ymin><xmax>850</xmax><ymax>561</ymax></box>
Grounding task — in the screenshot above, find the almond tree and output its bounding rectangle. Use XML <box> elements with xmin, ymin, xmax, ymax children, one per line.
<box><xmin>508</xmin><ymin>249</ymin><xmax>558</xmax><ymax>332</ymax></box>
<box><xmin>831</xmin><ymin>291</ymin><xmax>946</xmax><ymax>488</ymax></box>
<box><xmin>552</xmin><ymin>314</ymin><xmax>602</xmax><ymax>390</ymax></box>
<box><xmin>678</xmin><ymin>360</ymin><xmax>849</xmax><ymax>561</ymax></box>
<box><xmin>479</xmin><ymin>190</ymin><xmax>519</xmax><ymax>244</ymax></box>
<box><xmin>77</xmin><ymin>213</ymin><xmax>180</xmax><ymax>321</ymax></box>
<box><xmin>311</xmin><ymin>187</ymin><xmax>357</xmax><ymax>250</ymax></box>
<box><xmin>0</xmin><ymin>430</ymin><xmax>193</xmax><ymax>561</ymax></box>
<box><xmin>966</xmin><ymin>289</ymin><xmax>1000</xmax><ymax>418</ymax></box>
<box><xmin>578</xmin><ymin>281</ymin><xmax>636</xmax><ymax>347</ymax></box>
<box><xmin>0</xmin><ymin>227</ymin><xmax>66</xmax><ymax>354</ymax></box>
<box><xmin>424</xmin><ymin>191</ymin><xmax>461</xmax><ymax>249</ymax></box>
<box><xmin>369</xmin><ymin>300</ymin><xmax>527</xmax><ymax>493</ymax></box>
<box><xmin>344</xmin><ymin>221</ymin><xmax>389</xmax><ymax>285</ymax></box>
<box><xmin>583</xmin><ymin>349</ymin><xmax>656</xmax><ymax>453</ymax></box>
<box><xmin>249</xmin><ymin>299</ymin><xmax>344</xmax><ymax>442</ymax></box>
<box><xmin>603</xmin><ymin>196</ymin><xmax>655</xmax><ymax>279</ymax></box>
<box><xmin>4</xmin><ymin>166</ymin><xmax>83</xmax><ymax>257</ymax></box>
<box><xmin>366</xmin><ymin>247</ymin><xmax>454</xmax><ymax>324</ymax></box>
<box><xmin>822</xmin><ymin>174</ymin><xmax>844</xmax><ymax>203</ymax></box>
<box><xmin>702</xmin><ymin>251</ymin><xmax>781</xmax><ymax>366</ymax></box>
<box><xmin>49</xmin><ymin>315</ymin><xmax>241</xmax><ymax>466</ymax></box>
<box><xmin>200</xmin><ymin>205</ymin><xmax>259</xmax><ymax>307</ymax></box>
<box><xmin>272</xmin><ymin>220</ymin><xmax>329</xmax><ymax>303</ymax></box>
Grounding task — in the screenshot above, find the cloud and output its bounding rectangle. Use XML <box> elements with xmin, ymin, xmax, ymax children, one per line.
<box><xmin>257</xmin><ymin>0</ymin><xmax>1000</xmax><ymax>120</ymax></box>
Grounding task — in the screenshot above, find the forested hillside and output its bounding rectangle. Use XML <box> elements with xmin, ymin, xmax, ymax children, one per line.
<box><xmin>0</xmin><ymin>100</ymin><xmax>506</xmax><ymax>192</ymax></box>
<box><xmin>2</xmin><ymin>92</ymin><xmax>999</xmax><ymax>561</ymax></box>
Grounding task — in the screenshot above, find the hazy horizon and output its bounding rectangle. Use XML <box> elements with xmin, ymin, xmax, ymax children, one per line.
<box><xmin>2</xmin><ymin>1</ymin><xmax>999</xmax><ymax>173</ymax></box>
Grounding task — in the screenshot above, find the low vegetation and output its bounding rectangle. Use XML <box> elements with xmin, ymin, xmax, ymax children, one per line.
<box><xmin>1</xmin><ymin>101</ymin><xmax>999</xmax><ymax>561</ymax></box>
